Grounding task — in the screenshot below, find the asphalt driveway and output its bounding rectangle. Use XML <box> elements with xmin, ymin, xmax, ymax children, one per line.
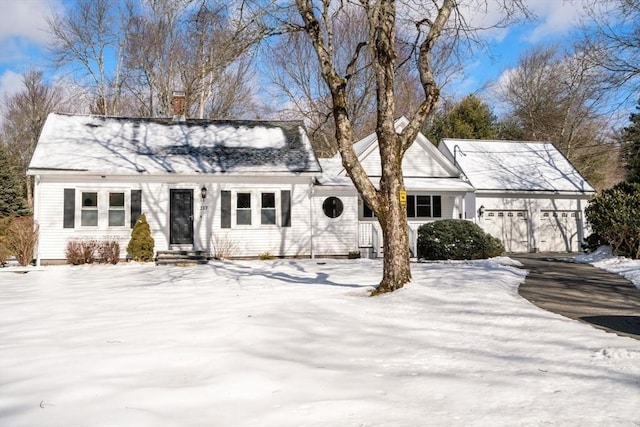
<box><xmin>512</xmin><ymin>254</ymin><xmax>640</xmax><ymax>340</ymax></box>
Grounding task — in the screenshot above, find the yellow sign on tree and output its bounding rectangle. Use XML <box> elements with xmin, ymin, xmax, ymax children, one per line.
<box><xmin>399</xmin><ymin>189</ymin><xmax>407</xmax><ymax>206</ymax></box>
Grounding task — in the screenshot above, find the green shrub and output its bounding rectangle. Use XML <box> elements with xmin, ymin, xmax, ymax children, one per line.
<box><xmin>0</xmin><ymin>217</ymin><xmax>12</xmax><ymax>266</ymax></box>
<box><xmin>127</xmin><ymin>213</ymin><xmax>155</xmax><ymax>262</ymax></box>
<box><xmin>417</xmin><ymin>219</ymin><xmax>505</xmax><ymax>260</ymax></box>
<box><xmin>585</xmin><ymin>182</ymin><xmax>640</xmax><ymax>259</ymax></box>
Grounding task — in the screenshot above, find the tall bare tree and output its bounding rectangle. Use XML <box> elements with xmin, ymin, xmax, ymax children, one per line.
<box><xmin>285</xmin><ymin>0</ymin><xmax>526</xmax><ymax>293</ymax></box>
<box><xmin>267</xmin><ymin>5</ymin><xmax>427</xmax><ymax>157</ymax></box>
<box><xmin>578</xmin><ymin>0</ymin><xmax>640</xmax><ymax>102</ymax></box>
<box><xmin>47</xmin><ymin>0</ymin><xmax>123</xmax><ymax>115</ymax></box>
<box><xmin>122</xmin><ymin>0</ymin><xmax>266</xmax><ymax>119</ymax></box>
<box><xmin>1</xmin><ymin>70</ymin><xmax>63</xmax><ymax>207</ymax></box>
<box><xmin>497</xmin><ymin>45</ymin><xmax>619</xmax><ymax>188</ymax></box>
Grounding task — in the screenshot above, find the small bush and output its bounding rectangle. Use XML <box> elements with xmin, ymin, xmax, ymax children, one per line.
<box><xmin>81</xmin><ymin>239</ymin><xmax>98</xmax><ymax>264</ymax></box>
<box><xmin>211</xmin><ymin>232</ymin><xmax>238</xmax><ymax>260</ymax></box>
<box><xmin>348</xmin><ymin>251</ymin><xmax>361</xmax><ymax>259</ymax></box>
<box><xmin>66</xmin><ymin>241</ymin><xmax>85</xmax><ymax>265</ymax></box>
<box><xmin>258</xmin><ymin>251</ymin><xmax>275</xmax><ymax>260</ymax></box>
<box><xmin>98</xmin><ymin>240</ymin><xmax>120</xmax><ymax>265</ymax></box>
<box><xmin>66</xmin><ymin>238</ymin><xmax>121</xmax><ymax>265</ymax></box>
<box><xmin>417</xmin><ymin>219</ymin><xmax>505</xmax><ymax>260</ymax></box>
<box><xmin>5</xmin><ymin>217</ymin><xmax>39</xmax><ymax>266</ymax></box>
<box><xmin>127</xmin><ymin>213</ymin><xmax>154</xmax><ymax>262</ymax></box>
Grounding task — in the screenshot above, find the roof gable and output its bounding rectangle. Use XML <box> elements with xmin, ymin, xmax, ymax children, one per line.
<box><xmin>335</xmin><ymin>116</ymin><xmax>460</xmax><ymax>178</ymax></box>
<box><xmin>439</xmin><ymin>139</ymin><xmax>595</xmax><ymax>193</ymax></box>
<box><xmin>28</xmin><ymin>113</ymin><xmax>321</xmax><ymax>175</ymax></box>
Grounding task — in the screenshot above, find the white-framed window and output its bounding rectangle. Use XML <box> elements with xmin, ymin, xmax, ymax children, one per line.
<box><xmin>108</xmin><ymin>192</ymin><xmax>126</xmax><ymax>226</ymax></box>
<box><xmin>81</xmin><ymin>192</ymin><xmax>98</xmax><ymax>226</ymax></box>
<box><xmin>236</xmin><ymin>192</ymin><xmax>252</xmax><ymax>225</ymax></box>
<box><xmin>221</xmin><ymin>189</ymin><xmax>289</xmax><ymax>228</ymax></box>
<box><xmin>261</xmin><ymin>192</ymin><xmax>276</xmax><ymax>225</ymax></box>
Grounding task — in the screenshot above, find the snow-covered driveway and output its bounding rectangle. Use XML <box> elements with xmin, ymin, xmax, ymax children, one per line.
<box><xmin>1</xmin><ymin>258</ymin><xmax>639</xmax><ymax>426</ymax></box>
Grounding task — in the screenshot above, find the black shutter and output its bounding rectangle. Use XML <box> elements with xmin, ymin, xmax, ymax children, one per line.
<box><xmin>433</xmin><ymin>195</ymin><xmax>442</xmax><ymax>218</ymax></box>
<box><xmin>281</xmin><ymin>190</ymin><xmax>291</xmax><ymax>227</ymax></box>
<box><xmin>221</xmin><ymin>191</ymin><xmax>231</xmax><ymax>228</ymax></box>
<box><xmin>131</xmin><ymin>190</ymin><xmax>142</xmax><ymax>228</ymax></box>
<box><xmin>63</xmin><ymin>188</ymin><xmax>75</xmax><ymax>228</ymax></box>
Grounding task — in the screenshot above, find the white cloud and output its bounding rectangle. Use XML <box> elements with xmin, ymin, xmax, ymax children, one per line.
<box><xmin>0</xmin><ymin>69</ymin><xmax>23</xmax><ymax>101</ymax></box>
<box><xmin>524</xmin><ymin>0</ymin><xmax>592</xmax><ymax>42</ymax></box>
<box><xmin>0</xmin><ymin>0</ymin><xmax>60</xmax><ymax>44</ymax></box>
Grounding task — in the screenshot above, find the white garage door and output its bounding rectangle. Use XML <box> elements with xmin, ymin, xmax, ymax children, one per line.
<box><xmin>482</xmin><ymin>210</ymin><xmax>529</xmax><ymax>253</ymax></box>
<box><xmin>539</xmin><ymin>211</ymin><xmax>581</xmax><ymax>252</ymax></box>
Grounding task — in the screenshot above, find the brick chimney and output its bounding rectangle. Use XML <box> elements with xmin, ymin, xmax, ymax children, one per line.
<box><xmin>172</xmin><ymin>90</ymin><xmax>186</xmax><ymax>121</ymax></box>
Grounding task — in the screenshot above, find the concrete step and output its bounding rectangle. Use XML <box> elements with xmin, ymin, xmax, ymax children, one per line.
<box><xmin>155</xmin><ymin>250</ymin><xmax>210</xmax><ymax>266</ymax></box>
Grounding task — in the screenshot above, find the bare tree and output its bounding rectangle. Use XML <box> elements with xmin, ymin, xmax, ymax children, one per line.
<box><xmin>122</xmin><ymin>0</ymin><xmax>266</xmax><ymax>119</ymax></box>
<box><xmin>1</xmin><ymin>70</ymin><xmax>63</xmax><ymax>207</ymax></box>
<box><xmin>578</xmin><ymin>0</ymin><xmax>640</xmax><ymax>102</ymax></box>
<box><xmin>47</xmin><ymin>0</ymin><xmax>123</xmax><ymax>116</ymax></box>
<box><xmin>497</xmin><ymin>45</ymin><xmax>619</xmax><ymax>188</ymax></box>
<box><xmin>286</xmin><ymin>0</ymin><xmax>526</xmax><ymax>293</ymax></box>
<box><xmin>267</xmin><ymin>5</ymin><xmax>426</xmax><ymax>157</ymax></box>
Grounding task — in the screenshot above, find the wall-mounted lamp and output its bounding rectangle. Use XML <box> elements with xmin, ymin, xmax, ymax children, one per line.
<box><xmin>477</xmin><ymin>205</ymin><xmax>485</xmax><ymax>217</ymax></box>
<box><xmin>200</xmin><ymin>185</ymin><xmax>207</xmax><ymax>200</ymax></box>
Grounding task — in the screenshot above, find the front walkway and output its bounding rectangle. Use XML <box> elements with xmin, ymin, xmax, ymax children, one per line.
<box><xmin>513</xmin><ymin>254</ymin><xmax>640</xmax><ymax>340</ymax></box>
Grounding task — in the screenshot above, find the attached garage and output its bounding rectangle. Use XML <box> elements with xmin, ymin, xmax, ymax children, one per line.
<box><xmin>482</xmin><ymin>210</ymin><xmax>529</xmax><ymax>253</ymax></box>
<box><xmin>538</xmin><ymin>210</ymin><xmax>582</xmax><ymax>252</ymax></box>
<box><xmin>439</xmin><ymin>139</ymin><xmax>595</xmax><ymax>254</ymax></box>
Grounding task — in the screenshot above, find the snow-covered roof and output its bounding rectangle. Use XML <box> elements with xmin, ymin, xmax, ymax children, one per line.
<box><xmin>439</xmin><ymin>139</ymin><xmax>594</xmax><ymax>194</ymax></box>
<box><xmin>316</xmin><ymin>158</ymin><xmax>353</xmax><ymax>186</ymax></box>
<box><xmin>28</xmin><ymin>113</ymin><xmax>321</xmax><ymax>175</ymax></box>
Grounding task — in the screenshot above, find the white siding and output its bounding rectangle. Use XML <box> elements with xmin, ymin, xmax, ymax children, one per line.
<box><xmin>34</xmin><ymin>175</ymin><xmax>315</xmax><ymax>262</ymax></box>
<box><xmin>204</xmin><ymin>181</ymin><xmax>313</xmax><ymax>257</ymax></box>
<box><xmin>475</xmin><ymin>193</ymin><xmax>590</xmax><ymax>253</ymax></box>
<box><xmin>359</xmin><ymin>141</ymin><xmax>454</xmax><ymax>178</ymax></box>
<box><xmin>311</xmin><ymin>188</ymin><xmax>359</xmax><ymax>256</ymax></box>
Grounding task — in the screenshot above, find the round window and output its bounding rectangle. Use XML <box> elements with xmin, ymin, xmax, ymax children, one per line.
<box><xmin>322</xmin><ymin>197</ymin><xmax>344</xmax><ymax>218</ymax></box>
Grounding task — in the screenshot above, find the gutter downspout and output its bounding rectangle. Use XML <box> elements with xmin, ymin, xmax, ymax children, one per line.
<box><xmin>34</xmin><ymin>175</ymin><xmax>41</xmax><ymax>267</ymax></box>
<box><xmin>310</xmin><ymin>179</ymin><xmax>315</xmax><ymax>259</ymax></box>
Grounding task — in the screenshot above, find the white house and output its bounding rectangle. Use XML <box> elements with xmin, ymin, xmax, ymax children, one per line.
<box><xmin>28</xmin><ymin>113</ymin><xmax>321</xmax><ymax>264</ymax></box>
<box><xmin>438</xmin><ymin>139</ymin><xmax>595</xmax><ymax>252</ymax></box>
<box><xmin>27</xmin><ymin>114</ymin><xmax>594</xmax><ymax>264</ymax></box>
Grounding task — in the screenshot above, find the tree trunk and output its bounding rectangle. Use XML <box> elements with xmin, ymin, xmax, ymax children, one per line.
<box><xmin>374</xmin><ymin>201</ymin><xmax>411</xmax><ymax>294</ymax></box>
<box><xmin>372</xmin><ymin>128</ymin><xmax>411</xmax><ymax>294</ymax></box>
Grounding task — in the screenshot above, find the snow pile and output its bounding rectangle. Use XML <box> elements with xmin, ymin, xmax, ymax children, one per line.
<box><xmin>575</xmin><ymin>246</ymin><xmax>640</xmax><ymax>289</ymax></box>
<box><xmin>1</xmin><ymin>259</ymin><xmax>639</xmax><ymax>426</ymax></box>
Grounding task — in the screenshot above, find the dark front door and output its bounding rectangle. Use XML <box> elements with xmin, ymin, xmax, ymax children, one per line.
<box><xmin>170</xmin><ymin>189</ymin><xmax>194</xmax><ymax>245</ymax></box>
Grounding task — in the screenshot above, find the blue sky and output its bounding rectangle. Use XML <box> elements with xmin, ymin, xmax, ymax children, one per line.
<box><xmin>0</xmin><ymin>0</ymin><xmax>624</xmax><ymax>115</ymax></box>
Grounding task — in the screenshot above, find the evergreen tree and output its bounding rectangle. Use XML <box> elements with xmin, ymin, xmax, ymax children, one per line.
<box><xmin>127</xmin><ymin>213</ymin><xmax>155</xmax><ymax>262</ymax></box>
<box><xmin>621</xmin><ymin>99</ymin><xmax>640</xmax><ymax>183</ymax></box>
<box><xmin>0</xmin><ymin>144</ymin><xmax>30</xmax><ymax>217</ymax></box>
<box><xmin>425</xmin><ymin>94</ymin><xmax>498</xmax><ymax>143</ymax></box>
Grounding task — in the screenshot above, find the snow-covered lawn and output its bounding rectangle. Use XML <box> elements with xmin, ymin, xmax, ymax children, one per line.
<box><xmin>575</xmin><ymin>246</ymin><xmax>640</xmax><ymax>289</ymax></box>
<box><xmin>1</xmin><ymin>258</ymin><xmax>639</xmax><ymax>426</ymax></box>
